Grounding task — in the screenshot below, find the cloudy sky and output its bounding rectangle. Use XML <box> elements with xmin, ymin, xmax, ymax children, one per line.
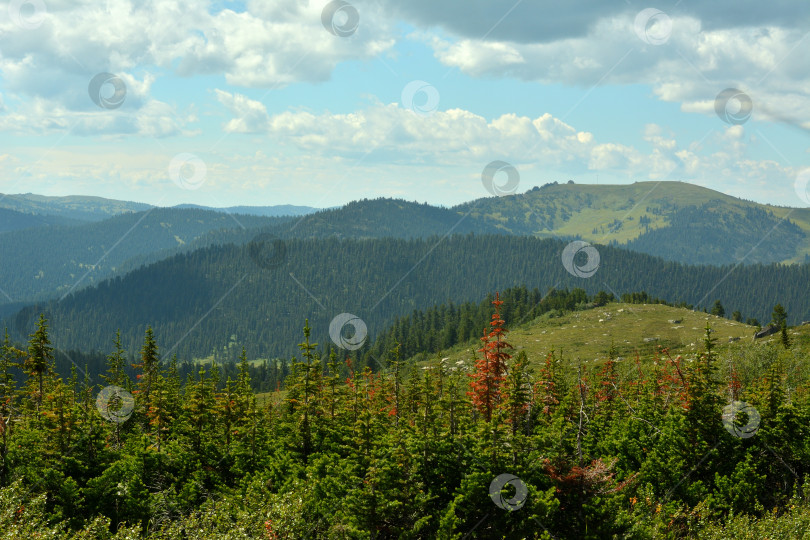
<box><xmin>1</xmin><ymin>0</ymin><xmax>809</xmax><ymax>208</ymax></box>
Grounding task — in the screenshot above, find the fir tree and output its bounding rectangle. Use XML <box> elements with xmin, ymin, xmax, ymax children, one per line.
<box><xmin>25</xmin><ymin>313</ymin><xmax>54</xmax><ymax>410</ymax></box>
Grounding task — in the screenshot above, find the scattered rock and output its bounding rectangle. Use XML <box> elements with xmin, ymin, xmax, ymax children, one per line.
<box><xmin>643</xmin><ymin>337</ymin><xmax>659</xmax><ymax>343</ymax></box>
<box><xmin>728</xmin><ymin>337</ymin><xmax>740</xmax><ymax>343</ymax></box>
<box><xmin>754</xmin><ymin>324</ymin><xmax>779</xmax><ymax>339</ymax></box>
<box><xmin>668</xmin><ymin>319</ymin><xmax>682</xmax><ymax>324</ymax></box>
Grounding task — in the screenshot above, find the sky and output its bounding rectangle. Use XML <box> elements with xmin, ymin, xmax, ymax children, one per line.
<box><xmin>0</xmin><ymin>0</ymin><xmax>809</xmax><ymax>209</ymax></box>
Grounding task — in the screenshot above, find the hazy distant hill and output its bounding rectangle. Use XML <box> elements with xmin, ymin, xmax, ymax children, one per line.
<box><xmin>173</xmin><ymin>203</ymin><xmax>321</xmax><ymax>217</ymax></box>
<box><xmin>455</xmin><ymin>181</ymin><xmax>810</xmax><ymax>265</ymax></box>
<box><xmin>0</xmin><ymin>192</ymin><xmax>151</xmax><ymax>221</ymax></box>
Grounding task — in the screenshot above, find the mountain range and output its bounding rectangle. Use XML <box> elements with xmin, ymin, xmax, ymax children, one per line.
<box><xmin>2</xmin><ymin>181</ymin><xmax>808</xmax><ymax>359</ymax></box>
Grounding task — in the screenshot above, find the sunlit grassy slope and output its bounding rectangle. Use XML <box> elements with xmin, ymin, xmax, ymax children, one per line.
<box><xmin>413</xmin><ymin>302</ymin><xmax>810</xmax><ymax>370</ymax></box>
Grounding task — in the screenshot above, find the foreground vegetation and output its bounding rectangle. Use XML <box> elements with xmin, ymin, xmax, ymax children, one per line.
<box><xmin>1</xmin><ymin>295</ymin><xmax>810</xmax><ymax>538</ymax></box>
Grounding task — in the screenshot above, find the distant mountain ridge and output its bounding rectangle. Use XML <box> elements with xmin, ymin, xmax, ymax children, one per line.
<box><xmin>0</xmin><ymin>193</ymin><xmax>323</xmax><ymax>223</ymax></box>
<box><xmin>0</xmin><ymin>193</ymin><xmax>151</xmax><ymax>221</ymax></box>
<box><xmin>172</xmin><ymin>203</ymin><xmax>322</xmax><ymax>217</ymax></box>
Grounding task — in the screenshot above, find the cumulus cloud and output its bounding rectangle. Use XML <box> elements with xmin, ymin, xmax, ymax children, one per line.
<box><xmin>388</xmin><ymin>0</ymin><xmax>809</xmax><ymax>44</ymax></box>
<box><xmin>0</xmin><ymin>0</ymin><xmax>396</xmax><ymax>135</ymax></box>
<box><xmin>214</xmin><ymin>90</ymin><xmax>270</xmax><ymax>133</ymax></box>
<box><xmin>212</xmin><ymin>101</ymin><xmax>795</xmax><ymax>195</ymax></box>
<box><xmin>420</xmin><ymin>9</ymin><xmax>810</xmax><ymax>130</ymax></box>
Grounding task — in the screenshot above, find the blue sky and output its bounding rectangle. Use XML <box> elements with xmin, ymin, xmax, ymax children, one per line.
<box><xmin>1</xmin><ymin>0</ymin><xmax>809</xmax><ymax>208</ymax></box>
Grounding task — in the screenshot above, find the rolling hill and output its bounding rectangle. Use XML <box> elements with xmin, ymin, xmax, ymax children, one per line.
<box><xmin>0</xmin><ymin>192</ymin><xmax>151</xmax><ymax>221</ymax></box>
<box><xmin>455</xmin><ymin>181</ymin><xmax>810</xmax><ymax>265</ymax></box>
<box><xmin>427</xmin><ymin>302</ymin><xmax>797</xmax><ymax>369</ymax></box>
<box><xmin>6</xmin><ymin>234</ymin><xmax>809</xmax><ymax>363</ymax></box>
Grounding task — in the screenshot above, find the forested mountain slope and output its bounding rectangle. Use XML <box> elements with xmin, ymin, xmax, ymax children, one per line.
<box><xmin>6</xmin><ymin>234</ymin><xmax>808</xmax><ymax>362</ymax></box>
<box><xmin>4</xmin><ymin>183</ymin><xmax>808</xmax><ymax>312</ymax></box>
<box><xmin>0</xmin><ymin>208</ymin><xmax>279</xmax><ymax>304</ymax></box>
<box><xmin>0</xmin><ymin>206</ymin><xmax>83</xmax><ymax>233</ymax></box>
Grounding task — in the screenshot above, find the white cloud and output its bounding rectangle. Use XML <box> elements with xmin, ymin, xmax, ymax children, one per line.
<box><xmin>214</xmin><ymin>89</ymin><xmax>270</xmax><ymax>133</ymax></box>
<box><xmin>423</xmin><ymin>12</ymin><xmax>810</xmax><ymax>130</ymax></box>
<box><xmin>209</xmin><ymin>101</ymin><xmax>797</xmax><ymax>199</ymax></box>
<box><xmin>0</xmin><ymin>0</ymin><xmax>396</xmax><ymax>135</ymax></box>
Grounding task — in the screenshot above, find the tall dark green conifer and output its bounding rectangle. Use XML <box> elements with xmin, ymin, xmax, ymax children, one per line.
<box><xmin>133</xmin><ymin>326</ymin><xmax>160</xmax><ymax>405</ymax></box>
<box><xmin>26</xmin><ymin>313</ymin><xmax>54</xmax><ymax>410</ymax></box>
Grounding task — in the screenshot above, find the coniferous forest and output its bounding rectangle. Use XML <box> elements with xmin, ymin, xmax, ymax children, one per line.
<box><xmin>2</xmin><ymin>292</ymin><xmax>810</xmax><ymax>538</ymax></box>
<box><xmin>7</xmin><ymin>235</ymin><xmax>810</xmax><ymax>363</ymax></box>
<box><xmin>4</xmin><ymin>2</ymin><xmax>810</xmax><ymax>537</ymax></box>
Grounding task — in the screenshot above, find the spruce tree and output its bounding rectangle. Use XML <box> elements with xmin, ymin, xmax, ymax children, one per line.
<box><xmin>132</xmin><ymin>326</ymin><xmax>160</xmax><ymax>405</ymax></box>
<box><xmin>25</xmin><ymin>313</ymin><xmax>54</xmax><ymax>410</ymax></box>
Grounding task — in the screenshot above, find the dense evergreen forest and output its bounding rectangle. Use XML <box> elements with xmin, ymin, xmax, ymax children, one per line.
<box><xmin>11</xmin><ymin>286</ymin><xmax>619</xmax><ymax>393</ymax></box>
<box><xmin>624</xmin><ymin>202</ymin><xmax>805</xmax><ymax>265</ymax></box>
<box><xmin>5</xmin><ymin>183</ymin><xmax>810</xmax><ymax>318</ymax></box>
<box><xmin>2</xmin><ymin>295</ymin><xmax>810</xmax><ymax>538</ymax></box>
<box><xmin>0</xmin><ymin>208</ymin><xmax>279</xmax><ymax>303</ymax></box>
<box><xmin>7</xmin><ymin>235</ymin><xmax>809</xmax><ymax>362</ymax></box>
